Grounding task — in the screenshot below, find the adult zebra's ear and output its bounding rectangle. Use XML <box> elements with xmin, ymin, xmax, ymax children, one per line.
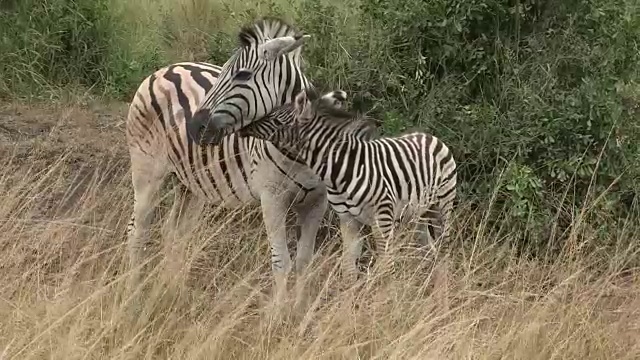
<box><xmin>259</xmin><ymin>34</ymin><xmax>311</xmax><ymax>61</ymax></box>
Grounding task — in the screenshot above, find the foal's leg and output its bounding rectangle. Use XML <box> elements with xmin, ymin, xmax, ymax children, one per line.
<box><xmin>338</xmin><ymin>214</ymin><xmax>365</xmax><ymax>283</ymax></box>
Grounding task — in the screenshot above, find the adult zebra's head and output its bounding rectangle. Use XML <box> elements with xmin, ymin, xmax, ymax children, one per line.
<box><xmin>187</xmin><ymin>17</ymin><xmax>312</xmax><ymax>146</ymax></box>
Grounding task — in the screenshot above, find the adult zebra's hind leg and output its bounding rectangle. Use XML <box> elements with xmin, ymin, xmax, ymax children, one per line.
<box><xmin>162</xmin><ymin>175</ymin><xmax>205</xmax><ymax>284</ymax></box>
<box><xmin>127</xmin><ymin>149</ymin><xmax>170</xmax><ymax>288</ymax></box>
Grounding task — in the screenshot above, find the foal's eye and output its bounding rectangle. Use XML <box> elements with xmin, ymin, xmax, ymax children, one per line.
<box><xmin>233</xmin><ymin>69</ymin><xmax>253</xmax><ymax>81</ymax></box>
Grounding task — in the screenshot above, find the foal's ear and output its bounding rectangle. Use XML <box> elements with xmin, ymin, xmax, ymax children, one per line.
<box><xmin>294</xmin><ymin>90</ymin><xmax>313</xmax><ymax>119</ymax></box>
<box><xmin>294</xmin><ymin>90</ymin><xmax>308</xmax><ymax>113</ymax></box>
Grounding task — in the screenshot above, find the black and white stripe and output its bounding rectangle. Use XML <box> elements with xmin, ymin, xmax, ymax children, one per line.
<box><xmin>125</xmin><ymin>61</ymin><xmax>349</xmax><ymax>300</ymax></box>
<box><xmin>240</xmin><ymin>89</ymin><xmax>457</xmax><ymax>279</ymax></box>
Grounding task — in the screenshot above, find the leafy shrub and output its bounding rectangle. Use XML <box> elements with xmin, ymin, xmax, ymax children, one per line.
<box><xmin>0</xmin><ymin>0</ymin><xmax>164</xmax><ymax>99</ymax></box>
<box><xmin>291</xmin><ymin>0</ymin><xmax>639</xmax><ymax>252</ymax></box>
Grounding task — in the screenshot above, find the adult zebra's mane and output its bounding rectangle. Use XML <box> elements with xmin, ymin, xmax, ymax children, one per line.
<box><xmin>238</xmin><ymin>17</ymin><xmax>302</xmax><ymax>47</ymax></box>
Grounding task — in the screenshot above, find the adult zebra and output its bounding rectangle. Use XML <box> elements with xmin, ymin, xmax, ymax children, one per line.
<box><xmin>125</xmin><ymin>18</ymin><xmax>333</xmax><ymax>303</ymax></box>
<box><xmin>126</xmin><ymin>61</ymin><xmax>352</xmax><ymax>302</ymax></box>
<box><xmin>238</xmin><ymin>89</ymin><xmax>458</xmax><ymax>281</ymax></box>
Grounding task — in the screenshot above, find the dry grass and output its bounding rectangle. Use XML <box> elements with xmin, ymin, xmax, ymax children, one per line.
<box><xmin>0</xmin><ymin>102</ymin><xmax>639</xmax><ymax>359</ymax></box>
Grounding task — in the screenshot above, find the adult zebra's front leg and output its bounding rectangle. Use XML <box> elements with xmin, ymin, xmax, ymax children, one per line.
<box><xmin>292</xmin><ymin>185</ymin><xmax>327</xmax><ymax>309</ymax></box>
<box><xmin>293</xmin><ymin>185</ymin><xmax>327</xmax><ymax>274</ymax></box>
<box><xmin>260</xmin><ymin>192</ymin><xmax>293</xmax><ymax>308</ymax></box>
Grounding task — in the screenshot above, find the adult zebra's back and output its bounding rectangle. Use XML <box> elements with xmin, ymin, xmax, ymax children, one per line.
<box><xmin>125</xmin><ymin>61</ymin><xmax>331</xmax><ymax>302</ymax></box>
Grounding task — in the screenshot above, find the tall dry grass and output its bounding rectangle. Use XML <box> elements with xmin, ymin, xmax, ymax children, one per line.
<box><xmin>0</xmin><ymin>141</ymin><xmax>638</xmax><ymax>359</ymax></box>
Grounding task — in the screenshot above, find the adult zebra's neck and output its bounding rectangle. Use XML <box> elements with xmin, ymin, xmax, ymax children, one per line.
<box><xmin>274</xmin><ymin>57</ymin><xmax>311</xmax><ymax>107</ymax></box>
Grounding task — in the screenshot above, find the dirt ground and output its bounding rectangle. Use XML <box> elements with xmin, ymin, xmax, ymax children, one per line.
<box><xmin>0</xmin><ymin>100</ymin><xmax>130</xmax><ymax>167</ymax></box>
<box><xmin>0</xmin><ymin>101</ymin><xmax>133</xmax><ymax>219</ymax></box>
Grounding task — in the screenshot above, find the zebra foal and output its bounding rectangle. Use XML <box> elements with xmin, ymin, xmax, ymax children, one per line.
<box><xmin>239</xmin><ymin>89</ymin><xmax>457</xmax><ymax>280</ymax></box>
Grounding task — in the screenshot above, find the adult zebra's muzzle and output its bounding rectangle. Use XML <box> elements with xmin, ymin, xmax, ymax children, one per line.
<box><xmin>187</xmin><ymin>108</ymin><xmax>227</xmax><ymax>146</ymax></box>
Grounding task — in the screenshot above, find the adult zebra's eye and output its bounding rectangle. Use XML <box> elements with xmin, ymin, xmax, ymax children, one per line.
<box><xmin>233</xmin><ymin>69</ymin><xmax>253</xmax><ymax>81</ymax></box>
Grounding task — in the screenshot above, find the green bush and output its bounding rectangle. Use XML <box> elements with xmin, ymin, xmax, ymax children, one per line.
<box><xmin>291</xmin><ymin>0</ymin><xmax>639</xmax><ymax>252</ymax></box>
<box><xmin>0</xmin><ymin>0</ymin><xmax>164</xmax><ymax>99</ymax></box>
